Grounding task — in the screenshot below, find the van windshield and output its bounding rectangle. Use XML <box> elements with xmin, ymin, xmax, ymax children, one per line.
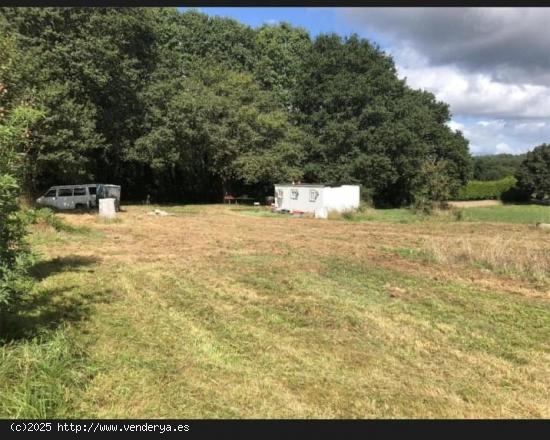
<box><xmin>44</xmin><ymin>189</ymin><xmax>56</xmax><ymax>197</ymax></box>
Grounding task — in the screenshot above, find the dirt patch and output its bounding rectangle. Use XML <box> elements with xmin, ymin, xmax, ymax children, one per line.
<box><xmin>448</xmin><ymin>200</ymin><xmax>502</xmax><ymax>208</ymax></box>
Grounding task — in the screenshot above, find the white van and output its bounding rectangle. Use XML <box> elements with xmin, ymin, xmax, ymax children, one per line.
<box><xmin>36</xmin><ymin>184</ymin><xmax>121</xmax><ymax>211</ymax></box>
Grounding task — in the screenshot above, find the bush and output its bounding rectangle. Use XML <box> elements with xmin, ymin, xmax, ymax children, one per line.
<box><xmin>456</xmin><ymin>176</ymin><xmax>517</xmax><ymax>201</ymax></box>
<box><xmin>0</xmin><ymin>176</ymin><xmax>33</xmax><ymax>313</ymax></box>
<box><xmin>411</xmin><ymin>159</ymin><xmax>457</xmax><ymax>214</ymax></box>
<box><xmin>340</xmin><ymin>210</ymin><xmax>355</xmax><ymax>220</ymax></box>
<box><xmin>450</xmin><ymin>207</ymin><xmax>464</xmax><ymax>221</ymax></box>
<box><xmin>24</xmin><ymin>207</ymin><xmax>64</xmax><ymax>230</ymax></box>
<box><xmin>411</xmin><ymin>196</ymin><xmax>435</xmax><ymax>215</ymax></box>
<box><xmin>0</xmin><ymin>36</ymin><xmax>43</xmax><ymax>317</ymax></box>
<box><xmin>501</xmin><ymin>186</ymin><xmax>530</xmax><ymax>203</ymax></box>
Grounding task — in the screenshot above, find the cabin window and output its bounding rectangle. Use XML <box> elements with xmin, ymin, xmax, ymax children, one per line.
<box><xmin>290</xmin><ymin>189</ymin><xmax>299</xmax><ymax>200</ymax></box>
<box><xmin>277</xmin><ymin>189</ymin><xmax>283</xmax><ymax>198</ymax></box>
<box><xmin>309</xmin><ymin>189</ymin><xmax>319</xmax><ymax>202</ymax></box>
<box><xmin>74</xmin><ymin>187</ymin><xmax>86</xmax><ymax>196</ymax></box>
<box><xmin>58</xmin><ymin>188</ymin><xmax>73</xmax><ymax>197</ymax></box>
<box><xmin>45</xmin><ymin>189</ymin><xmax>57</xmax><ymax>197</ymax></box>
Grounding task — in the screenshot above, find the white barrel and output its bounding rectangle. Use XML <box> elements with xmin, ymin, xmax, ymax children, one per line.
<box><xmin>99</xmin><ymin>198</ymin><xmax>117</xmax><ymax>219</ymax></box>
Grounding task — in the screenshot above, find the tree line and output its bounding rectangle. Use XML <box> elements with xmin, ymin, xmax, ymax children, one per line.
<box><xmin>0</xmin><ymin>7</ymin><xmax>472</xmax><ymax>207</ymax></box>
<box><xmin>468</xmin><ymin>150</ymin><xmax>550</xmax><ymax>201</ymax></box>
<box><xmin>472</xmin><ymin>154</ymin><xmax>526</xmax><ymax>181</ymax></box>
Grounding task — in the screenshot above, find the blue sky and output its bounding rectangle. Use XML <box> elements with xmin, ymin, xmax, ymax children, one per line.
<box><xmin>181</xmin><ymin>7</ymin><xmax>389</xmax><ymax>47</ymax></box>
<box><xmin>179</xmin><ymin>7</ymin><xmax>550</xmax><ymax>156</ymax></box>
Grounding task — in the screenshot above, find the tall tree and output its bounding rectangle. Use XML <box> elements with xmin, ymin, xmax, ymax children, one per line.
<box><xmin>254</xmin><ymin>22</ymin><xmax>311</xmax><ymax>109</ymax></box>
<box><xmin>294</xmin><ymin>33</ymin><xmax>471</xmax><ymax>206</ymax></box>
<box><xmin>0</xmin><ymin>9</ymin><xmax>473</xmax><ymax>206</ymax></box>
<box><xmin>132</xmin><ymin>63</ymin><xmax>306</xmax><ymax>201</ymax></box>
<box><xmin>0</xmin><ymin>8</ymin><xmax>158</xmax><ymax>195</ymax></box>
<box><xmin>473</xmin><ymin>154</ymin><xmax>525</xmax><ymax>181</ymax></box>
<box><xmin>516</xmin><ymin>144</ymin><xmax>550</xmax><ymax>200</ymax></box>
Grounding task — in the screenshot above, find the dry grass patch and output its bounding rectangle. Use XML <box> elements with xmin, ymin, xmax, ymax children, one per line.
<box><xmin>422</xmin><ymin>233</ymin><xmax>550</xmax><ymax>287</ymax></box>
<box><xmin>2</xmin><ymin>204</ymin><xmax>549</xmax><ymax>418</ymax></box>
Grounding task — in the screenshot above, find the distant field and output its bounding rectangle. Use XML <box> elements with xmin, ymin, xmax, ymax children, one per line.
<box><xmin>1</xmin><ymin>204</ymin><xmax>548</xmax><ymax>418</ymax></box>
<box><xmin>461</xmin><ymin>205</ymin><xmax>550</xmax><ymax>224</ymax></box>
<box><xmin>235</xmin><ymin>204</ymin><xmax>550</xmax><ymax>225</ymax></box>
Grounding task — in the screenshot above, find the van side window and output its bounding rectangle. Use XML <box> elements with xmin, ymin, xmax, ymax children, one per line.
<box><xmin>74</xmin><ymin>187</ymin><xmax>86</xmax><ymax>196</ymax></box>
<box><xmin>88</xmin><ymin>187</ymin><xmax>97</xmax><ymax>195</ymax></box>
<box><xmin>45</xmin><ymin>189</ymin><xmax>57</xmax><ymax>197</ymax></box>
<box><xmin>58</xmin><ymin>188</ymin><xmax>73</xmax><ymax>197</ymax></box>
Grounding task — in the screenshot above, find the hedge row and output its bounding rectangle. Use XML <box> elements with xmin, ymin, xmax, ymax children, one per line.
<box><xmin>456</xmin><ymin>176</ymin><xmax>517</xmax><ymax>200</ymax></box>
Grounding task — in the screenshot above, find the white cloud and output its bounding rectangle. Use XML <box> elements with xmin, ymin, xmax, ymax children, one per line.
<box><xmin>391</xmin><ymin>45</ymin><xmax>550</xmax><ymax>119</ymax></box>
<box><xmin>495</xmin><ymin>143</ymin><xmax>512</xmax><ymax>154</ymax></box>
<box><xmin>450</xmin><ymin>117</ymin><xmax>550</xmax><ymax>155</ymax></box>
<box><xmin>340</xmin><ymin>8</ymin><xmax>550</xmax><ymax>84</ymax></box>
<box><xmin>338</xmin><ymin>8</ymin><xmax>550</xmax><ymax>154</ymax></box>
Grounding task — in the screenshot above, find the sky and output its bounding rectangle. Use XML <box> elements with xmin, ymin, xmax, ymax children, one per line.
<box><xmin>181</xmin><ymin>7</ymin><xmax>550</xmax><ymax>156</ymax></box>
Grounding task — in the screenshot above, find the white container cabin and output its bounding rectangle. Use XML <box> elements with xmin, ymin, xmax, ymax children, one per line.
<box><xmin>274</xmin><ymin>183</ymin><xmax>360</xmax><ymax>218</ymax></box>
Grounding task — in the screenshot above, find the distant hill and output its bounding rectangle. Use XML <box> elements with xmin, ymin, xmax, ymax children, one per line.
<box><xmin>472</xmin><ymin>154</ymin><xmax>526</xmax><ymax>181</ymax></box>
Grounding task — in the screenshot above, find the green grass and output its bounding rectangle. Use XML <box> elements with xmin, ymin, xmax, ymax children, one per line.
<box><xmin>75</xmin><ymin>253</ymin><xmax>547</xmax><ymax>418</ymax></box>
<box><xmin>1</xmin><ymin>206</ymin><xmax>548</xmax><ymax>418</ymax></box>
<box><xmin>0</xmin><ymin>330</ymin><xmax>94</xmax><ymax>418</ymax></box>
<box><xmin>391</xmin><ymin>247</ymin><xmax>438</xmax><ymax>264</ymax></box>
<box><xmin>347</xmin><ymin>204</ymin><xmax>550</xmax><ymax>224</ymax></box>
<box><xmin>285</xmin><ymin>204</ymin><xmax>550</xmax><ymax>225</ymax></box>
<box><xmin>460</xmin><ymin>205</ymin><xmax>550</xmax><ymax>224</ymax></box>
<box><xmin>0</xmin><ymin>214</ymin><xmax>106</xmax><ymax>418</ymax></box>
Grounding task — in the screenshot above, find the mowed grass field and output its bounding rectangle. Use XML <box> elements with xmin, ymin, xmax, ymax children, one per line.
<box><xmin>1</xmin><ymin>204</ymin><xmax>549</xmax><ymax>418</ymax></box>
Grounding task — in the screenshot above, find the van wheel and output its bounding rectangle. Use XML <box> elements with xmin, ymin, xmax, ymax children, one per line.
<box><xmin>75</xmin><ymin>203</ymin><xmax>86</xmax><ymax>211</ymax></box>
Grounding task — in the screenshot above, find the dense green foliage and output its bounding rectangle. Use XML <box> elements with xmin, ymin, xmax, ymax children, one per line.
<box><xmin>516</xmin><ymin>144</ymin><xmax>550</xmax><ymax>200</ymax></box>
<box><xmin>0</xmin><ymin>7</ymin><xmax>472</xmax><ymax>206</ymax></box>
<box><xmin>472</xmin><ymin>154</ymin><xmax>525</xmax><ymax>181</ymax></box>
<box><xmin>456</xmin><ymin>176</ymin><xmax>517</xmax><ymax>201</ymax></box>
<box><xmin>0</xmin><ymin>30</ymin><xmax>42</xmax><ymax>313</ymax></box>
<box><xmin>294</xmin><ymin>34</ymin><xmax>471</xmax><ymax>206</ymax></box>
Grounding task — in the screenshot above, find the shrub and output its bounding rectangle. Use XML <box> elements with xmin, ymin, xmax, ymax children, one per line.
<box><xmin>456</xmin><ymin>176</ymin><xmax>517</xmax><ymax>201</ymax></box>
<box><xmin>327</xmin><ymin>209</ymin><xmax>358</xmax><ymax>221</ymax></box>
<box><xmin>451</xmin><ymin>207</ymin><xmax>464</xmax><ymax>221</ymax></box>
<box><xmin>341</xmin><ymin>210</ymin><xmax>355</xmax><ymax>220</ymax></box>
<box><xmin>0</xmin><ymin>47</ymin><xmax>43</xmax><ymax>314</ymax></box>
<box><xmin>501</xmin><ymin>186</ymin><xmax>530</xmax><ymax>203</ymax></box>
<box><xmin>0</xmin><ymin>176</ymin><xmax>34</xmax><ymax>313</ymax></box>
<box><xmin>412</xmin><ymin>159</ymin><xmax>457</xmax><ymax>214</ymax></box>
<box><xmin>411</xmin><ymin>196</ymin><xmax>435</xmax><ymax>215</ymax></box>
